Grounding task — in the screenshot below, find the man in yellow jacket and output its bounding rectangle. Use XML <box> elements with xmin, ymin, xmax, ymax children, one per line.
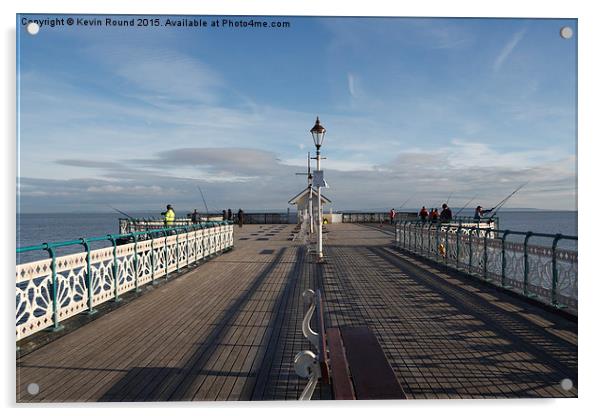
<box><xmin>161</xmin><ymin>204</ymin><xmax>175</xmax><ymax>227</ymax></box>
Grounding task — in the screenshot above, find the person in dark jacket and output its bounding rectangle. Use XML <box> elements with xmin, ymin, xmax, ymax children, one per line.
<box><xmin>440</xmin><ymin>203</ymin><xmax>452</xmax><ymax>222</ymax></box>
<box><xmin>237</xmin><ymin>209</ymin><xmax>244</xmax><ymax>228</ymax></box>
<box><xmin>227</xmin><ymin>209</ymin><xmax>232</xmax><ymax>221</ymax></box>
<box><xmin>222</xmin><ymin>210</ymin><xmax>227</xmax><ymax>221</ymax></box>
<box><xmin>474</xmin><ymin>205</ymin><xmax>493</xmax><ymax>220</ymax></box>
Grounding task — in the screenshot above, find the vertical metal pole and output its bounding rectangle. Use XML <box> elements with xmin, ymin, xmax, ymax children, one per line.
<box><xmin>483</xmin><ymin>229</ymin><xmax>490</xmax><ymax>281</ymax></box>
<box><xmin>175</xmin><ymin>228</ymin><xmax>180</xmax><ymax>272</ymax></box>
<box><xmin>435</xmin><ymin>224</ymin><xmax>441</xmax><ymax>259</ymax></box>
<box><xmin>551</xmin><ymin>234</ymin><xmax>562</xmax><ymax>307</ymax></box>
<box><xmin>456</xmin><ymin>224</ymin><xmax>461</xmax><ymax>270</ymax></box>
<box><xmin>445</xmin><ymin>226</ymin><xmax>450</xmax><ymax>266</ymax></box>
<box><xmin>80</xmin><ymin>239</ymin><xmax>97</xmax><ymax>314</ymax></box>
<box><xmin>44</xmin><ymin>245</ymin><xmax>64</xmax><ymax>331</ymax></box>
<box><xmin>523</xmin><ymin>232</ymin><xmax>533</xmax><ymax>296</ymax></box>
<box><xmin>132</xmin><ymin>233</ymin><xmax>140</xmax><ymax>293</ymax></box>
<box><xmin>151</xmin><ymin>232</ymin><xmax>156</xmax><ymax>285</ymax></box>
<box><xmin>164</xmin><ymin>230</ymin><xmax>169</xmax><ymax>279</ymax></box>
<box><xmin>468</xmin><ymin>227</ymin><xmax>473</xmax><ymax>273</ymax></box>
<box><xmin>427</xmin><ymin>223</ymin><xmax>433</xmax><ymax>258</ymax></box>
<box><xmin>501</xmin><ymin>230</ymin><xmax>509</xmax><ymax>288</ymax></box>
<box><xmin>108</xmin><ymin>235</ymin><xmax>121</xmax><ymax>302</ymax></box>
<box><xmin>316</xmin><ymin>147</ymin><xmax>323</xmax><ymax>260</ymax></box>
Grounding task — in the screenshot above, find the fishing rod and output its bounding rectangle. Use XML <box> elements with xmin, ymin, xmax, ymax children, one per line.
<box><xmin>454</xmin><ymin>196</ymin><xmax>477</xmax><ymax>218</ymax></box>
<box><xmin>197</xmin><ymin>185</ymin><xmax>211</xmax><ymax>220</ymax></box>
<box><xmin>107</xmin><ymin>205</ymin><xmax>136</xmax><ymax>220</ymax></box>
<box><xmin>487</xmin><ymin>182</ymin><xmax>529</xmax><ymax>218</ymax></box>
<box><xmin>446</xmin><ymin>192</ymin><xmax>453</xmax><ymax>205</ymax></box>
<box><xmin>398</xmin><ymin>198</ymin><xmax>411</xmax><ymax>210</ymax></box>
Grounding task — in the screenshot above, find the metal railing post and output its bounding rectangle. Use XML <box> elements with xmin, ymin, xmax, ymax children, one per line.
<box><xmin>523</xmin><ymin>232</ymin><xmax>533</xmax><ymax>297</ymax></box>
<box><xmin>43</xmin><ymin>244</ymin><xmax>64</xmax><ymax>332</ymax></box>
<box><xmin>468</xmin><ymin>227</ymin><xmax>474</xmax><ymax>273</ymax></box>
<box><xmin>132</xmin><ymin>233</ymin><xmax>141</xmax><ymax>293</ymax></box>
<box><xmin>79</xmin><ymin>238</ymin><xmax>97</xmax><ymax>314</ymax></box>
<box><xmin>501</xmin><ymin>230</ymin><xmax>510</xmax><ymax>288</ymax></box>
<box><xmin>164</xmin><ymin>230</ymin><xmax>169</xmax><ymax>279</ymax></box>
<box><xmin>108</xmin><ymin>235</ymin><xmax>121</xmax><ymax>302</ymax></box>
<box><xmin>151</xmin><ymin>232</ymin><xmax>157</xmax><ymax>285</ymax></box>
<box><xmin>551</xmin><ymin>233</ymin><xmax>562</xmax><ymax>307</ymax></box>
<box><xmin>456</xmin><ymin>223</ymin><xmax>461</xmax><ymax>270</ymax></box>
<box><xmin>445</xmin><ymin>226</ymin><xmax>450</xmax><ymax>266</ymax></box>
<box><xmin>483</xmin><ymin>228</ymin><xmax>490</xmax><ymax>281</ymax></box>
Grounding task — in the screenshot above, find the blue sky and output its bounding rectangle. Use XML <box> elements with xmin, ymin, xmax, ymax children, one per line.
<box><xmin>17</xmin><ymin>15</ymin><xmax>577</xmax><ymax>213</ymax></box>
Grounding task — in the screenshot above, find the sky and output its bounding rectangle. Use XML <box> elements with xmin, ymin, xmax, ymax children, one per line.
<box><xmin>16</xmin><ymin>15</ymin><xmax>577</xmax><ymax>213</ymax></box>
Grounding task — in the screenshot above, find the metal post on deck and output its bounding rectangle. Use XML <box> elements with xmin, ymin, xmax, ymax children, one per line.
<box><xmin>501</xmin><ymin>230</ymin><xmax>510</xmax><ymax>288</ymax></box>
<box><xmin>523</xmin><ymin>232</ymin><xmax>533</xmax><ymax>297</ymax></box>
<box><xmin>164</xmin><ymin>230</ymin><xmax>169</xmax><ymax>279</ymax></box>
<box><xmin>43</xmin><ymin>244</ymin><xmax>64</xmax><ymax>332</ymax></box>
<box><xmin>80</xmin><ymin>238</ymin><xmax>98</xmax><ymax>314</ymax></box>
<box><xmin>151</xmin><ymin>232</ymin><xmax>157</xmax><ymax>285</ymax></box>
<box><xmin>468</xmin><ymin>227</ymin><xmax>474</xmax><ymax>273</ymax></box>
<box><xmin>131</xmin><ymin>233</ymin><xmax>141</xmax><ymax>293</ymax></box>
<box><xmin>456</xmin><ymin>223</ymin><xmax>462</xmax><ymax>270</ymax></box>
<box><xmin>483</xmin><ymin>228</ymin><xmax>490</xmax><ymax>281</ymax></box>
<box><xmin>108</xmin><ymin>235</ymin><xmax>121</xmax><ymax>302</ymax></box>
<box><xmin>551</xmin><ymin>233</ymin><xmax>563</xmax><ymax>307</ymax></box>
<box><xmin>175</xmin><ymin>228</ymin><xmax>180</xmax><ymax>272</ymax></box>
<box><xmin>310</xmin><ymin>116</ymin><xmax>326</xmax><ymax>262</ymax></box>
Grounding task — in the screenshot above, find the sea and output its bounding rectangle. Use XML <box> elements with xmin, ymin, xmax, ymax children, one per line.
<box><xmin>15</xmin><ymin>210</ymin><xmax>577</xmax><ymax>264</ymax></box>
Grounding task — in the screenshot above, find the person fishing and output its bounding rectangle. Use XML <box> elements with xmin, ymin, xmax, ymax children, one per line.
<box><xmin>237</xmin><ymin>208</ymin><xmax>244</xmax><ymax>228</ymax></box>
<box><xmin>440</xmin><ymin>203</ymin><xmax>452</xmax><ymax>223</ymax></box>
<box><xmin>161</xmin><ymin>204</ymin><xmax>175</xmax><ymax>227</ymax></box>
<box><xmin>190</xmin><ymin>209</ymin><xmax>201</xmax><ymax>224</ymax></box>
<box><xmin>431</xmin><ymin>208</ymin><xmax>439</xmax><ymax>223</ymax></box>
<box><xmin>419</xmin><ymin>206</ymin><xmax>429</xmax><ymax>222</ymax></box>
<box><xmin>222</xmin><ymin>210</ymin><xmax>227</xmax><ymax>221</ymax></box>
<box><xmin>474</xmin><ymin>205</ymin><xmax>493</xmax><ymax>220</ymax></box>
<box><xmin>227</xmin><ymin>209</ymin><xmax>233</xmax><ymax>221</ymax></box>
<box><xmin>389</xmin><ymin>208</ymin><xmax>396</xmax><ymax>225</ymax></box>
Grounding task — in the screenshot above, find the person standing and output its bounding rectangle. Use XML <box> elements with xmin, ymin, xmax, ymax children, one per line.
<box><xmin>389</xmin><ymin>208</ymin><xmax>396</xmax><ymax>225</ymax></box>
<box><xmin>222</xmin><ymin>210</ymin><xmax>227</xmax><ymax>221</ymax></box>
<box><xmin>190</xmin><ymin>209</ymin><xmax>201</xmax><ymax>224</ymax></box>
<box><xmin>419</xmin><ymin>206</ymin><xmax>429</xmax><ymax>222</ymax></box>
<box><xmin>431</xmin><ymin>208</ymin><xmax>439</xmax><ymax>223</ymax></box>
<box><xmin>474</xmin><ymin>205</ymin><xmax>493</xmax><ymax>220</ymax></box>
<box><xmin>237</xmin><ymin>209</ymin><xmax>244</xmax><ymax>228</ymax></box>
<box><xmin>440</xmin><ymin>203</ymin><xmax>452</xmax><ymax>223</ymax></box>
<box><xmin>161</xmin><ymin>204</ymin><xmax>175</xmax><ymax>227</ymax></box>
<box><xmin>227</xmin><ymin>208</ymin><xmax>233</xmax><ymax>222</ymax></box>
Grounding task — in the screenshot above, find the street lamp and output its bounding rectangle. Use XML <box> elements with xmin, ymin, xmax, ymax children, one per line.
<box><xmin>310</xmin><ymin>117</ymin><xmax>326</xmax><ymax>260</ymax></box>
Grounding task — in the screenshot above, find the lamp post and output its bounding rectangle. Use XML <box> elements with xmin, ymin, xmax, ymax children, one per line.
<box><xmin>310</xmin><ymin>117</ymin><xmax>326</xmax><ymax>261</ymax></box>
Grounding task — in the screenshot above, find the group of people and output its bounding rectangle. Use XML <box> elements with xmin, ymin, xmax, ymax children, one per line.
<box><xmin>223</xmin><ymin>208</ymin><xmax>245</xmax><ymax>228</ymax></box>
<box><xmin>416</xmin><ymin>204</ymin><xmax>493</xmax><ymax>223</ymax></box>
<box><xmin>419</xmin><ymin>203</ymin><xmax>453</xmax><ymax>223</ymax></box>
<box><xmin>160</xmin><ymin>205</ymin><xmax>245</xmax><ymax>228</ymax></box>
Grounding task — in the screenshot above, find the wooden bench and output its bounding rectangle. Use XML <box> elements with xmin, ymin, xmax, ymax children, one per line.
<box><xmin>296</xmin><ymin>289</ymin><xmax>406</xmax><ymax>400</ymax></box>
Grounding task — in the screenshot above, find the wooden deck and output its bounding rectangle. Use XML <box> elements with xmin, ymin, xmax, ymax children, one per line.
<box><xmin>16</xmin><ymin>223</ymin><xmax>577</xmax><ymax>401</ymax></box>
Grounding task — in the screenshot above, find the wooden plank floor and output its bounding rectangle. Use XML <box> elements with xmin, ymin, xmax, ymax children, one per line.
<box><xmin>16</xmin><ymin>223</ymin><xmax>577</xmax><ymax>402</ymax></box>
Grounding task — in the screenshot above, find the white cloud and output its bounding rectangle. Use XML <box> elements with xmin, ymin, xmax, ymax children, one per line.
<box><xmin>493</xmin><ymin>28</ymin><xmax>526</xmax><ymax>72</ymax></box>
<box><xmin>347</xmin><ymin>73</ymin><xmax>357</xmax><ymax>97</ymax></box>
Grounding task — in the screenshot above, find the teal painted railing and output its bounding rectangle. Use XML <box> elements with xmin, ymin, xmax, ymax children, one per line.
<box><xmin>394</xmin><ymin>220</ymin><xmax>577</xmax><ymax>312</ymax></box>
<box><xmin>16</xmin><ymin>221</ymin><xmax>234</xmax><ymax>341</ymax></box>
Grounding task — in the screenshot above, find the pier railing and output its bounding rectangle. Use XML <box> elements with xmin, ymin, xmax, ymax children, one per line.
<box><xmin>16</xmin><ymin>221</ymin><xmax>234</xmax><ymax>341</ymax></box>
<box><xmin>394</xmin><ymin>220</ymin><xmax>577</xmax><ymax>312</ymax></box>
<box><xmin>342</xmin><ymin>212</ymin><xmax>415</xmax><ymax>223</ymax></box>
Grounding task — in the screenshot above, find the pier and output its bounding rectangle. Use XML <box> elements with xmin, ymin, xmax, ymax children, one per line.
<box><xmin>16</xmin><ymin>222</ymin><xmax>577</xmax><ymax>401</ymax></box>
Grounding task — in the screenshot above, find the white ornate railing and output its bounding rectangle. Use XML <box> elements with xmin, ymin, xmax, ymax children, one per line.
<box><xmin>395</xmin><ymin>221</ymin><xmax>577</xmax><ymax>312</ymax></box>
<box><xmin>16</xmin><ymin>222</ymin><xmax>234</xmax><ymax>341</ymax></box>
